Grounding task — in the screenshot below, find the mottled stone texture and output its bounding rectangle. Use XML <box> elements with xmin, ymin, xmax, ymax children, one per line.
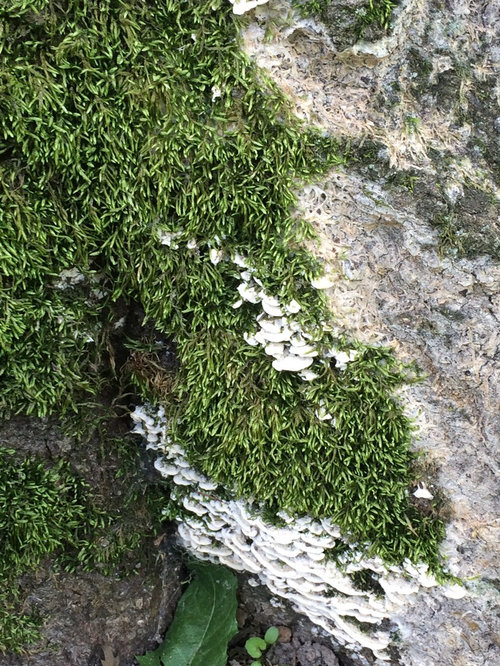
<box><xmin>242</xmin><ymin>1</ymin><xmax>499</xmax><ymax>665</ymax></box>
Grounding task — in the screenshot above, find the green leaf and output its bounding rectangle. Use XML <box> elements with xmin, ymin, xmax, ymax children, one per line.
<box><xmin>245</xmin><ymin>637</ymin><xmax>267</xmax><ymax>658</ymax></box>
<box><xmin>136</xmin><ymin>649</ymin><xmax>162</xmax><ymax>666</ymax></box>
<box><xmin>137</xmin><ymin>562</ymin><xmax>237</xmax><ymax>666</ymax></box>
<box><xmin>250</xmin><ymin>662</ymin><xmax>262</xmax><ymax>666</ymax></box>
<box><xmin>264</xmin><ymin>626</ymin><xmax>279</xmax><ymax>645</ymax></box>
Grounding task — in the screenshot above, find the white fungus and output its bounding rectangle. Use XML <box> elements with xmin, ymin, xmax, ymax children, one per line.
<box><xmin>131</xmin><ymin>391</ymin><xmax>460</xmax><ymax>661</ymax></box>
<box><xmin>413</xmin><ymin>484</ymin><xmax>434</xmax><ymax>500</ymax></box>
<box><xmin>209</xmin><ymin>248</ymin><xmax>224</xmax><ymax>264</ymax></box>
<box><xmin>311</xmin><ymin>275</ymin><xmax>335</xmax><ymax>290</ymax></box>
<box><xmin>158</xmin><ymin>230</ymin><xmax>183</xmax><ymax>247</ymax></box>
<box><xmin>229</xmin><ymin>0</ymin><xmax>269</xmax><ymax>15</ymax></box>
<box><xmin>211</xmin><ymin>85</ymin><xmax>222</xmax><ymax>102</ymax></box>
<box><xmin>237</xmin><ymin>282</ymin><xmax>261</xmax><ymax>303</ymax></box>
<box><xmin>272</xmin><ymin>356</ymin><xmax>314</xmax><ymax>372</ymax></box>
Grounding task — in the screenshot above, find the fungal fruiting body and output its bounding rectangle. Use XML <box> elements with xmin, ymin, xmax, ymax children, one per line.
<box><xmin>229</xmin><ymin>0</ymin><xmax>270</xmax><ymax>16</ymax></box>
<box><xmin>132</xmin><ymin>404</ymin><xmax>463</xmax><ymax>659</ymax></box>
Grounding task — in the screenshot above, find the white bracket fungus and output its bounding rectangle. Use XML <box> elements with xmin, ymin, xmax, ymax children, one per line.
<box><xmin>229</xmin><ymin>0</ymin><xmax>270</xmax><ymax>16</ymax></box>
<box><xmin>131</xmin><ymin>404</ymin><xmax>463</xmax><ymax>659</ymax></box>
<box><xmin>209</xmin><ymin>248</ymin><xmax>225</xmax><ymax>264</ymax></box>
<box><xmin>413</xmin><ymin>483</ymin><xmax>434</xmax><ymax>500</ymax></box>
<box><xmin>311</xmin><ymin>275</ymin><xmax>335</xmax><ymax>290</ymax></box>
<box><xmin>155</xmin><ymin>237</ymin><xmax>350</xmax><ymax>386</ymax></box>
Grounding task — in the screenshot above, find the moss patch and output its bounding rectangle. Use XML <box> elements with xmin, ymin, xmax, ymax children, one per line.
<box><xmin>0</xmin><ymin>448</ymin><xmax>97</xmax><ymax>651</ymax></box>
<box><xmin>431</xmin><ymin>189</ymin><xmax>500</xmax><ymax>260</ymax></box>
<box><xmin>0</xmin><ymin>411</ymin><xmax>171</xmax><ymax>654</ymax></box>
<box><xmin>293</xmin><ymin>0</ymin><xmax>398</xmax><ymax>44</ymax></box>
<box><xmin>1</xmin><ymin>0</ymin><xmax>445</xmax><ymax>593</ymax></box>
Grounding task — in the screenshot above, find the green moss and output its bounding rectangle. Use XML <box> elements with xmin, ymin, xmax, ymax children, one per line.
<box><xmin>1</xmin><ymin>0</ymin><xmax>445</xmax><ymax>594</ymax></box>
<box><xmin>349</xmin><ymin>570</ymin><xmax>385</xmax><ymax>596</ymax></box>
<box><xmin>323</xmin><ymin>539</ymin><xmax>352</xmax><ymax>563</ymax></box>
<box><xmin>386</xmin><ymin>171</ymin><xmax>420</xmax><ymax>194</ymax></box>
<box><xmin>0</xmin><ymin>447</ymin><xmax>104</xmax><ymax>652</ymax></box>
<box><xmin>169</xmin><ymin>333</ymin><xmax>445</xmax><ymax>567</ymax></box>
<box><xmin>293</xmin><ymin>0</ymin><xmax>398</xmax><ymax>33</ymax></box>
<box><xmin>0</xmin><ymin>425</ymin><xmax>171</xmax><ymax>654</ymax></box>
<box><xmin>361</xmin><ymin>0</ymin><xmax>397</xmax><ymax>32</ymax></box>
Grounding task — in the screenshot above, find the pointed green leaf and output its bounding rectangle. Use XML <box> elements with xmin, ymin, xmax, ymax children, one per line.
<box><xmin>137</xmin><ymin>562</ymin><xmax>237</xmax><ymax>666</ymax></box>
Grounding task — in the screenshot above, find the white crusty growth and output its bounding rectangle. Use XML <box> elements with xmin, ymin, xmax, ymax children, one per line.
<box><xmin>231</xmin><ymin>252</ymin><xmax>358</xmax><ymax>382</ymax></box>
<box><xmin>131</xmin><ymin>405</ymin><xmax>464</xmax><ymax>659</ymax></box>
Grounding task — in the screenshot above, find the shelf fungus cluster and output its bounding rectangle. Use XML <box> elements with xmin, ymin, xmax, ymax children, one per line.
<box><xmin>157</xmin><ymin>229</ymin><xmax>359</xmax><ymax>382</ymax></box>
<box><xmin>230</xmin><ymin>252</ymin><xmax>358</xmax><ymax>381</ymax></box>
<box><xmin>131</xmin><ymin>405</ymin><xmax>465</xmax><ymax>659</ymax></box>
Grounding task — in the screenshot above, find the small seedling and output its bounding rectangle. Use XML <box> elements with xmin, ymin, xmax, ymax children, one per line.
<box><xmin>245</xmin><ymin>626</ymin><xmax>279</xmax><ymax>664</ymax></box>
<box><xmin>405</xmin><ymin>115</ymin><xmax>420</xmax><ymax>134</ymax></box>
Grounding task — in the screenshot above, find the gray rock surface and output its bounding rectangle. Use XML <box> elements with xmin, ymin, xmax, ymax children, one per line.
<box><xmin>241</xmin><ymin>1</ymin><xmax>499</xmax><ymax>664</ymax></box>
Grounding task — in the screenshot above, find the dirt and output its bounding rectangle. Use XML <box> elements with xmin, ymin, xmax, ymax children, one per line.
<box><xmin>1</xmin><ymin>560</ymin><xmax>182</xmax><ymax>666</ymax></box>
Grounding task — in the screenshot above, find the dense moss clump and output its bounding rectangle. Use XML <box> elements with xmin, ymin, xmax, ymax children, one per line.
<box><xmin>293</xmin><ymin>0</ymin><xmax>398</xmax><ymax>36</ymax></box>
<box><xmin>1</xmin><ymin>0</ymin><xmax>444</xmax><ymax>591</ymax></box>
<box><xmin>0</xmin><ymin>448</ymin><xmax>106</xmax><ymax>651</ymax></box>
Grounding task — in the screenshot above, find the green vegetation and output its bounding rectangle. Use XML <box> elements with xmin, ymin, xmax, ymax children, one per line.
<box><xmin>433</xmin><ymin>193</ymin><xmax>500</xmax><ymax>260</ymax></box>
<box><xmin>0</xmin><ymin>447</ymin><xmax>107</xmax><ymax>652</ymax></box>
<box><xmin>0</xmin><ymin>0</ymin><xmax>338</xmax><ymax>420</ymax></box>
<box><xmin>171</xmin><ymin>334</ymin><xmax>445</xmax><ymax>568</ymax></box>
<box><xmin>0</xmin><ymin>429</ymin><xmax>169</xmax><ymax>654</ymax></box>
<box><xmin>245</xmin><ymin>627</ymin><xmax>279</xmax><ymax>664</ymax></box>
<box><xmin>0</xmin><ymin>3</ymin><xmax>446</xmax><ymax>648</ymax></box>
<box><xmin>404</xmin><ymin>115</ymin><xmax>420</xmax><ymax>134</ymax></box>
<box><xmin>293</xmin><ymin>0</ymin><xmax>398</xmax><ymax>33</ymax></box>
<box><xmin>349</xmin><ymin>569</ymin><xmax>385</xmax><ymax>596</ymax></box>
<box><xmin>362</xmin><ymin>0</ymin><xmax>396</xmax><ymax>31</ymax></box>
<box><xmin>137</xmin><ymin>562</ymin><xmax>238</xmax><ymax>666</ymax></box>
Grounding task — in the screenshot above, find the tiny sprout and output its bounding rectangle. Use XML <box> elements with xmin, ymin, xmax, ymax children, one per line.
<box><xmin>245</xmin><ymin>626</ymin><xmax>279</xmax><ymax>663</ymax></box>
<box><xmin>264</xmin><ymin>626</ymin><xmax>279</xmax><ymax>645</ymax></box>
<box><xmin>245</xmin><ymin>636</ymin><xmax>267</xmax><ymax>659</ymax></box>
